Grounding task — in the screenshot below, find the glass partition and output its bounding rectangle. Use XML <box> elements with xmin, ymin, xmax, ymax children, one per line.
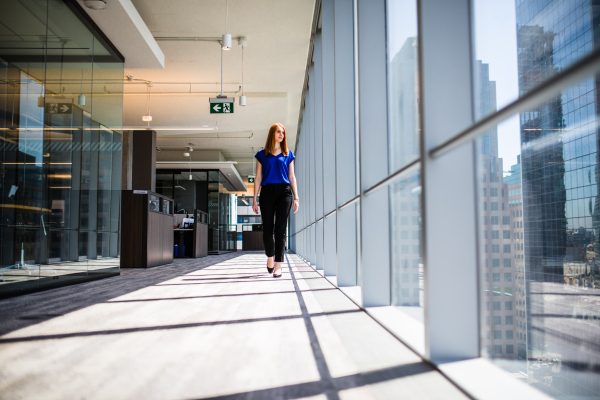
<box><xmin>0</xmin><ymin>0</ymin><xmax>124</xmax><ymax>295</ymax></box>
<box><xmin>155</xmin><ymin>169</ymin><xmax>236</xmax><ymax>253</ymax></box>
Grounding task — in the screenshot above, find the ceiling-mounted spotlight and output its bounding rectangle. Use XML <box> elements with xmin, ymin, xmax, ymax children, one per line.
<box><xmin>222</xmin><ymin>33</ymin><xmax>232</xmax><ymax>50</ymax></box>
<box><xmin>239</xmin><ymin>36</ymin><xmax>247</xmax><ymax>106</ymax></box>
<box><xmin>142</xmin><ymin>82</ymin><xmax>152</xmax><ymax>124</ymax></box>
<box><xmin>83</xmin><ymin>0</ymin><xmax>107</xmax><ymax>10</ymax></box>
<box><xmin>222</xmin><ymin>0</ymin><xmax>231</xmax><ymax>50</ymax></box>
<box><xmin>187</xmin><ymin>147</ymin><xmax>193</xmax><ymax>180</ymax></box>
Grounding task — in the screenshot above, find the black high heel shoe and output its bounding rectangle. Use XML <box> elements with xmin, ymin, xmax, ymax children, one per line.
<box><xmin>273</xmin><ymin>265</ymin><xmax>282</xmax><ymax>278</ymax></box>
<box><xmin>266</xmin><ymin>261</ymin><xmax>274</xmax><ymax>274</ymax></box>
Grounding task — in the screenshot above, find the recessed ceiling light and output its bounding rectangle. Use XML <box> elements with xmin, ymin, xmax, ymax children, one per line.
<box><xmin>83</xmin><ymin>0</ymin><xmax>107</xmax><ymax>10</ymax></box>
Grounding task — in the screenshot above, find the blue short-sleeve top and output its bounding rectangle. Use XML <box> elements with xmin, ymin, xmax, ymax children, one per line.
<box><xmin>255</xmin><ymin>149</ymin><xmax>295</xmax><ymax>186</ymax></box>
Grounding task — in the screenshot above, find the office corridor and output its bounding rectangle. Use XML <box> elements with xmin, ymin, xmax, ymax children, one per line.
<box><xmin>0</xmin><ymin>253</ymin><xmax>467</xmax><ymax>399</ymax></box>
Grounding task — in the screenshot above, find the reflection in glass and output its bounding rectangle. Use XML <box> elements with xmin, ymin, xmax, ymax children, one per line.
<box><xmin>156</xmin><ymin>173</ymin><xmax>174</xmax><ymax>199</ymax></box>
<box><xmin>387</xmin><ymin>0</ymin><xmax>420</xmax><ymax>172</ymax></box>
<box><xmin>0</xmin><ymin>0</ymin><xmax>123</xmax><ymax>294</ymax></box>
<box><xmin>473</xmin><ymin>0</ymin><xmax>599</xmax><ymax>118</ymax></box>
<box><xmin>390</xmin><ymin>167</ymin><xmax>423</xmax><ymax>319</ymax></box>
<box><xmin>475</xmin><ymin>3</ymin><xmax>600</xmax><ymax>396</ymax></box>
<box><xmin>477</xmin><ymin>76</ymin><xmax>600</xmax><ymax>398</ymax></box>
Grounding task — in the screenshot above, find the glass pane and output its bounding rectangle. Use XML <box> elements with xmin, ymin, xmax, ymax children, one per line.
<box><xmin>337</xmin><ymin>201</ymin><xmax>358</xmax><ymax>286</ymax></box>
<box><xmin>208</xmin><ymin>190</ymin><xmax>219</xmax><ymax>252</ymax></box>
<box><xmin>209</xmin><ymin>171</ymin><xmax>220</xmax><ymax>182</ymax></box>
<box><xmin>0</xmin><ymin>0</ymin><xmax>123</xmax><ymax>293</ymax></box>
<box><xmin>390</xmin><ymin>165</ymin><xmax>423</xmax><ymax>321</ymax></box>
<box><xmin>156</xmin><ymin>173</ymin><xmax>174</xmax><ymax>198</ymax></box>
<box><xmin>97</xmin><ymin>129</ymin><xmax>112</xmax><ymax>232</ymax></box>
<box><xmin>387</xmin><ymin>0</ymin><xmax>420</xmax><ymax>171</ymax></box>
<box><xmin>110</xmin><ymin>131</ymin><xmax>122</xmax><ymax>256</ymax></box>
<box><xmin>473</xmin><ymin>0</ymin><xmax>600</xmax><ymax>119</ymax></box>
<box><xmin>173</xmin><ymin>172</ymin><xmax>196</xmax><ymax>214</ymax></box>
<box><xmin>476</xmin><ymin>73</ymin><xmax>600</xmax><ymax>399</ymax></box>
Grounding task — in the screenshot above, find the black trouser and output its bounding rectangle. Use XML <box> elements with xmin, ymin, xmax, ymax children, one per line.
<box><xmin>259</xmin><ymin>184</ymin><xmax>293</xmax><ymax>262</ymax></box>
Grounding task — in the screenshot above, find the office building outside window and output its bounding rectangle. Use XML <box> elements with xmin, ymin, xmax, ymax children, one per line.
<box><xmin>294</xmin><ymin>0</ymin><xmax>600</xmax><ymax>398</ymax></box>
<box><xmin>474</xmin><ymin>0</ymin><xmax>600</xmax><ymax>397</ymax></box>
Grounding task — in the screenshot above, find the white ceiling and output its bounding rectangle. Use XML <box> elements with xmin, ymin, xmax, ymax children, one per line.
<box><xmin>124</xmin><ymin>0</ymin><xmax>315</xmax><ymax>178</ymax></box>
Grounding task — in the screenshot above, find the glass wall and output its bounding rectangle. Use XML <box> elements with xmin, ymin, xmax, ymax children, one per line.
<box><xmin>155</xmin><ymin>169</ymin><xmax>236</xmax><ymax>253</ymax></box>
<box><xmin>293</xmin><ymin>0</ymin><xmax>600</xmax><ymax>398</ymax></box>
<box><xmin>0</xmin><ymin>0</ymin><xmax>124</xmax><ymax>296</ymax></box>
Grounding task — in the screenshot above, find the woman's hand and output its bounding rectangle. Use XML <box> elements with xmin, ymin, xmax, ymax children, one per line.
<box><xmin>293</xmin><ymin>199</ymin><xmax>299</xmax><ymax>214</ymax></box>
<box><xmin>252</xmin><ymin>198</ymin><xmax>259</xmax><ymax>214</ymax></box>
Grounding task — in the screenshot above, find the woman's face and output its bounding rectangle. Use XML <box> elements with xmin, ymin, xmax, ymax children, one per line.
<box><xmin>275</xmin><ymin>126</ymin><xmax>285</xmax><ymax>143</ymax></box>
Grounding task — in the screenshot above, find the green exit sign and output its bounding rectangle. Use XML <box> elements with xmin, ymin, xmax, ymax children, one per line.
<box><xmin>209</xmin><ymin>97</ymin><xmax>234</xmax><ymax>114</ymax></box>
<box><xmin>248</xmin><ymin>175</ymin><xmax>255</xmax><ymax>183</ymax></box>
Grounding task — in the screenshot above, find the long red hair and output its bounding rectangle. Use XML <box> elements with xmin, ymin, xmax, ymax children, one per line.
<box><xmin>264</xmin><ymin>122</ymin><xmax>289</xmax><ymax>155</ymax></box>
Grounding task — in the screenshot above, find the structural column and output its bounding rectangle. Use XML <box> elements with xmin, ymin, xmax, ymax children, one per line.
<box><xmin>419</xmin><ymin>0</ymin><xmax>479</xmax><ymax>362</ymax></box>
<box><xmin>130</xmin><ymin>130</ymin><xmax>157</xmax><ymax>192</ymax></box>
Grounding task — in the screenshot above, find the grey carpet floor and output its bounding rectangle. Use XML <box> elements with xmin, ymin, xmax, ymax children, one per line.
<box><xmin>0</xmin><ymin>252</ymin><xmax>243</xmax><ymax>335</ymax></box>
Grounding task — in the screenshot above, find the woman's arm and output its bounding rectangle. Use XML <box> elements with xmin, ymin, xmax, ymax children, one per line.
<box><xmin>289</xmin><ymin>161</ymin><xmax>299</xmax><ymax>214</ymax></box>
<box><xmin>252</xmin><ymin>161</ymin><xmax>262</xmax><ymax>214</ymax></box>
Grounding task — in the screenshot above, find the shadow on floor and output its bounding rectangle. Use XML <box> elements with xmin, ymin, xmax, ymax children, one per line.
<box><xmin>0</xmin><ymin>252</ymin><xmax>242</xmax><ymax>336</ymax></box>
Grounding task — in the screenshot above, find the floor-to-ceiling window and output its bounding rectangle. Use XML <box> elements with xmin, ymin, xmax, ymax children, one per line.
<box><xmin>0</xmin><ymin>0</ymin><xmax>124</xmax><ymax>296</ymax></box>
<box><xmin>292</xmin><ymin>0</ymin><xmax>600</xmax><ymax>398</ymax></box>
<box><xmin>473</xmin><ymin>0</ymin><xmax>600</xmax><ymax>397</ymax></box>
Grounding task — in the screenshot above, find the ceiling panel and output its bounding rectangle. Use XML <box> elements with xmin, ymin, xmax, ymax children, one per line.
<box><xmin>126</xmin><ymin>0</ymin><xmax>315</xmax><ymax>179</ymax></box>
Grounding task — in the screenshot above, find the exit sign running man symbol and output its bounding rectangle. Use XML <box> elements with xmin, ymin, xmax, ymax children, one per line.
<box><xmin>210</xmin><ymin>102</ymin><xmax>234</xmax><ymax>114</ymax></box>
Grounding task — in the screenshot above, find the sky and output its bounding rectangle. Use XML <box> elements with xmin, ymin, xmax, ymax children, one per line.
<box><xmin>473</xmin><ymin>0</ymin><xmax>522</xmax><ymax>171</ymax></box>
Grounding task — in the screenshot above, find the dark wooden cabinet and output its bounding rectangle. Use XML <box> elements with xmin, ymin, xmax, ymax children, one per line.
<box><xmin>242</xmin><ymin>231</ymin><xmax>265</xmax><ymax>251</ymax></box>
<box><xmin>121</xmin><ymin>190</ymin><xmax>174</xmax><ymax>268</ymax></box>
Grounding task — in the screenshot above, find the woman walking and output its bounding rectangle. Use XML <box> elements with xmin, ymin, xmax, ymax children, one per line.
<box><xmin>252</xmin><ymin>122</ymin><xmax>299</xmax><ymax>278</ymax></box>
